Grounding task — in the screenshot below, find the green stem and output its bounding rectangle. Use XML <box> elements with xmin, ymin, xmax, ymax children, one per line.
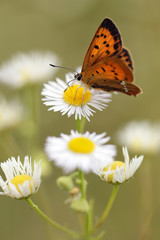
<box><xmin>77</xmin><ymin>117</ymin><xmax>86</xmax><ymax>133</ymax></box>
<box><xmin>79</xmin><ymin>170</ymin><xmax>86</xmax><ymax>199</ymax></box>
<box><xmin>70</xmin><ymin>171</ymin><xmax>79</xmax><ymax>179</ymax></box>
<box><xmin>25</xmin><ymin>197</ymin><xmax>80</xmax><ymax>239</ymax></box>
<box><xmin>85</xmin><ymin>200</ymin><xmax>94</xmax><ymax>238</ymax></box>
<box><xmin>94</xmin><ymin>185</ymin><xmax>119</xmax><ymax>231</ymax></box>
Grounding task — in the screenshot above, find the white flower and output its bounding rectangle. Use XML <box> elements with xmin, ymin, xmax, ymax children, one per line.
<box><xmin>0</xmin><ymin>94</ymin><xmax>23</xmax><ymax>131</ymax></box>
<box><xmin>0</xmin><ymin>51</ymin><xmax>60</xmax><ymax>88</ymax></box>
<box><xmin>117</xmin><ymin>121</ymin><xmax>160</xmax><ymax>154</ymax></box>
<box><xmin>45</xmin><ymin>130</ymin><xmax>116</xmax><ymax>173</ymax></box>
<box><xmin>97</xmin><ymin>147</ymin><xmax>143</xmax><ymax>184</ymax></box>
<box><xmin>41</xmin><ymin>71</ymin><xmax>111</xmax><ymax>121</ymax></box>
<box><xmin>0</xmin><ymin>156</ymin><xmax>41</xmax><ymax>199</ymax></box>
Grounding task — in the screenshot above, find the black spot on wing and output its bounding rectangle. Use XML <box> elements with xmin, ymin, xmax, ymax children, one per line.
<box><xmin>94</xmin><ymin>45</ymin><xmax>99</xmax><ymax>49</ymax></box>
<box><xmin>118</xmin><ymin>48</ymin><xmax>133</xmax><ymax>70</ymax></box>
<box><xmin>114</xmin><ymin>43</ymin><xmax>119</xmax><ymax>50</ymax></box>
<box><xmin>106</xmin><ymin>50</ymin><xmax>110</xmax><ymax>54</ymax></box>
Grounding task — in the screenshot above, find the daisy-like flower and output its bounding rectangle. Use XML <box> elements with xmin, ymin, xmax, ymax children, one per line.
<box><xmin>41</xmin><ymin>70</ymin><xmax>111</xmax><ymax>121</ymax></box>
<box><xmin>117</xmin><ymin>121</ymin><xmax>160</xmax><ymax>154</ymax></box>
<box><xmin>0</xmin><ymin>94</ymin><xmax>23</xmax><ymax>131</ymax></box>
<box><xmin>0</xmin><ymin>51</ymin><xmax>60</xmax><ymax>88</ymax></box>
<box><xmin>97</xmin><ymin>147</ymin><xmax>143</xmax><ymax>184</ymax></box>
<box><xmin>0</xmin><ymin>156</ymin><xmax>41</xmax><ymax>199</ymax></box>
<box><xmin>45</xmin><ymin>130</ymin><xmax>116</xmax><ymax>173</ymax></box>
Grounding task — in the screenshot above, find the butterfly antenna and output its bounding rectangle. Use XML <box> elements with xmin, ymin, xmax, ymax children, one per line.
<box><xmin>50</xmin><ymin>64</ymin><xmax>78</xmax><ymax>74</ymax></box>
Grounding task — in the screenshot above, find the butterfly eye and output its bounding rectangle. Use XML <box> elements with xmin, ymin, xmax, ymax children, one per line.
<box><xmin>76</xmin><ymin>74</ymin><xmax>82</xmax><ymax>81</ymax></box>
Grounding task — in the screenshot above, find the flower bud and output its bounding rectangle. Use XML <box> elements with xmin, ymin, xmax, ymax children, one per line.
<box><xmin>56</xmin><ymin>176</ymin><xmax>74</xmax><ymax>191</ymax></box>
<box><xmin>71</xmin><ymin>198</ymin><xmax>89</xmax><ymax>213</ymax></box>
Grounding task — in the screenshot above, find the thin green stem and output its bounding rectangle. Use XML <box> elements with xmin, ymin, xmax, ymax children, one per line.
<box><xmin>87</xmin><ymin>200</ymin><xmax>94</xmax><ymax>233</ymax></box>
<box><xmin>79</xmin><ymin>170</ymin><xmax>86</xmax><ymax>199</ymax></box>
<box><xmin>76</xmin><ymin>117</ymin><xmax>86</xmax><ymax>133</ymax></box>
<box><xmin>70</xmin><ymin>171</ymin><xmax>79</xmax><ymax>179</ymax></box>
<box><xmin>25</xmin><ymin>197</ymin><xmax>80</xmax><ymax>239</ymax></box>
<box><xmin>85</xmin><ymin>199</ymin><xmax>94</xmax><ymax>238</ymax></box>
<box><xmin>93</xmin><ymin>185</ymin><xmax>119</xmax><ymax>231</ymax></box>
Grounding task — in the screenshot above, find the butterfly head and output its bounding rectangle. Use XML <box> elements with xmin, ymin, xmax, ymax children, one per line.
<box><xmin>74</xmin><ymin>73</ymin><xmax>82</xmax><ymax>81</ymax></box>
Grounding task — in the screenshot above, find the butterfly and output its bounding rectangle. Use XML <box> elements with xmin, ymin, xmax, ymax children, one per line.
<box><xmin>74</xmin><ymin>18</ymin><xmax>142</xmax><ymax>96</ymax></box>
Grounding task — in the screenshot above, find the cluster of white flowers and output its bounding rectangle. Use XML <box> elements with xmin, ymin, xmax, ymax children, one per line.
<box><xmin>41</xmin><ymin>68</ymin><xmax>144</xmax><ymax>182</ymax></box>
<box><xmin>45</xmin><ymin>130</ymin><xmax>143</xmax><ymax>183</ymax></box>
<box><xmin>0</xmin><ymin>51</ymin><xmax>145</xmax><ymax>202</ymax></box>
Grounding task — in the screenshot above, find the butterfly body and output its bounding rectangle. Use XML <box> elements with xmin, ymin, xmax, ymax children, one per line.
<box><xmin>76</xmin><ymin>18</ymin><xmax>142</xmax><ymax>96</ymax></box>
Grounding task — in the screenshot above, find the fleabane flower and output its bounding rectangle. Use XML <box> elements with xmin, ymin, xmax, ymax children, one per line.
<box><xmin>0</xmin><ymin>51</ymin><xmax>60</xmax><ymax>88</ymax></box>
<box><xmin>97</xmin><ymin>147</ymin><xmax>143</xmax><ymax>184</ymax></box>
<box><xmin>0</xmin><ymin>156</ymin><xmax>41</xmax><ymax>199</ymax></box>
<box><xmin>117</xmin><ymin>121</ymin><xmax>160</xmax><ymax>154</ymax></box>
<box><xmin>41</xmin><ymin>71</ymin><xmax>111</xmax><ymax>121</ymax></box>
<box><xmin>0</xmin><ymin>94</ymin><xmax>23</xmax><ymax>131</ymax></box>
<box><xmin>45</xmin><ymin>130</ymin><xmax>116</xmax><ymax>173</ymax></box>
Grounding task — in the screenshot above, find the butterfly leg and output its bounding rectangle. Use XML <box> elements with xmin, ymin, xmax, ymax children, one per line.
<box><xmin>74</xmin><ymin>84</ymin><xmax>83</xmax><ymax>101</ymax></box>
<box><xmin>81</xmin><ymin>87</ymin><xmax>86</xmax><ymax>106</ymax></box>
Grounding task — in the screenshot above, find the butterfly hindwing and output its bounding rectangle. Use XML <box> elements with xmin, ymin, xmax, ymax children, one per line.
<box><xmin>82</xmin><ymin>18</ymin><xmax>122</xmax><ymax>72</ymax></box>
<box><xmin>82</xmin><ymin>56</ymin><xmax>133</xmax><ymax>84</ymax></box>
<box><xmin>81</xmin><ymin>56</ymin><xmax>142</xmax><ymax>96</ymax></box>
<box><xmin>88</xmin><ymin>77</ymin><xmax>141</xmax><ymax>96</ymax></box>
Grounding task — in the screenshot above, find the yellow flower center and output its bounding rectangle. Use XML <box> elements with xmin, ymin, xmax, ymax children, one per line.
<box><xmin>10</xmin><ymin>175</ymin><xmax>34</xmax><ymax>193</ymax></box>
<box><xmin>68</xmin><ymin>137</ymin><xmax>95</xmax><ymax>153</ymax></box>
<box><xmin>103</xmin><ymin>161</ymin><xmax>125</xmax><ymax>182</ymax></box>
<box><xmin>63</xmin><ymin>85</ymin><xmax>91</xmax><ymax>106</ymax></box>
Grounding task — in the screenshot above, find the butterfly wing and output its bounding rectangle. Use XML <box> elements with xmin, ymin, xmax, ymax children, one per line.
<box><xmin>89</xmin><ymin>77</ymin><xmax>141</xmax><ymax>96</ymax></box>
<box><xmin>82</xmin><ymin>18</ymin><xmax>122</xmax><ymax>72</ymax></box>
<box><xmin>80</xmin><ymin>18</ymin><xmax>142</xmax><ymax>96</ymax></box>
<box><xmin>117</xmin><ymin>48</ymin><xmax>133</xmax><ymax>71</ymax></box>
<box><xmin>81</xmin><ymin>56</ymin><xmax>142</xmax><ymax>96</ymax></box>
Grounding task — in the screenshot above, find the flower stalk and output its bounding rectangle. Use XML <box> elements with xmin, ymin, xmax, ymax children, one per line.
<box><xmin>77</xmin><ymin>117</ymin><xmax>86</xmax><ymax>134</ymax></box>
<box><xmin>26</xmin><ymin>197</ymin><xmax>80</xmax><ymax>239</ymax></box>
<box><xmin>94</xmin><ymin>185</ymin><xmax>119</xmax><ymax>231</ymax></box>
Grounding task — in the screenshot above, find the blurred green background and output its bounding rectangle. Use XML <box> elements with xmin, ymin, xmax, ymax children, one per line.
<box><xmin>0</xmin><ymin>0</ymin><xmax>159</xmax><ymax>239</ymax></box>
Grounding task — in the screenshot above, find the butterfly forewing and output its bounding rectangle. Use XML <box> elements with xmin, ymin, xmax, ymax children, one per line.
<box><xmin>82</xmin><ymin>18</ymin><xmax>122</xmax><ymax>72</ymax></box>
<box><xmin>117</xmin><ymin>48</ymin><xmax>133</xmax><ymax>71</ymax></box>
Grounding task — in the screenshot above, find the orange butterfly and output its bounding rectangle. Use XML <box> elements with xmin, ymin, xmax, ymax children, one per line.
<box><xmin>74</xmin><ymin>18</ymin><xmax>142</xmax><ymax>96</ymax></box>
